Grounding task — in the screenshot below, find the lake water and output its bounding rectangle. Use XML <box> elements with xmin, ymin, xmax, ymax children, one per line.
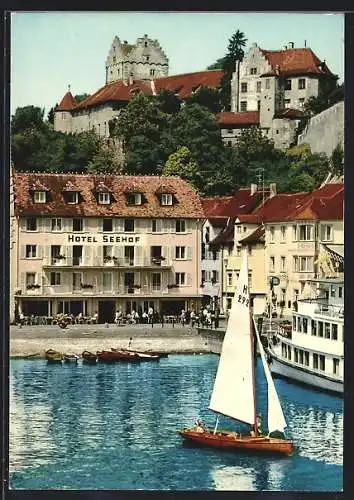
<box><xmin>9</xmin><ymin>355</ymin><xmax>343</xmax><ymax>491</ymax></box>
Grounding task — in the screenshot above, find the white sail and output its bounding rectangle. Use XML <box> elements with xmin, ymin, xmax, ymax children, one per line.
<box><xmin>209</xmin><ymin>250</ymin><xmax>255</xmax><ymax>425</ymax></box>
<box><xmin>253</xmin><ymin>318</ymin><xmax>287</xmax><ymax>434</ymax></box>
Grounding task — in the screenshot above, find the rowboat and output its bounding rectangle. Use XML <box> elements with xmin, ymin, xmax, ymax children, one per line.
<box><xmin>63</xmin><ymin>353</ymin><xmax>79</xmax><ymax>364</ymax></box>
<box><xmin>82</xmin><ymin>350</ymin><xmax>97</xmax><ymax>364</ymax></box>
<box><xmin>178</xmin><ymin>250</ymin><xmax>294</xmax><ymax>456</ymax></box>
<box><xmin>113</xmin><ymin>348</ymin><xmax>161</xmax><ymax>361</ymax></box>
<box><xmin>45</xmin><ymin>349</ymin><xmax>63</xmax><ymax>363</ymax></box>
<box><xmin>96</xmin><ymin>350</ymin><xmax>141</xmax><ymax>362</ymax></box>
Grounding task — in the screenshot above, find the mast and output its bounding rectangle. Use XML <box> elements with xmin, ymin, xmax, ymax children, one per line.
<box><xmin>250</xmin><ymin>310</ymin><xmax>258</xmax><ymax>436</ymax></box>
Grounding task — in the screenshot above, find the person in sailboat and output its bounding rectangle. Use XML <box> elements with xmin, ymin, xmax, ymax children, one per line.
<box><xmin>194</xmin><ymin>419</ymin><xmax>206</xmax><ymax>433</ymax></box>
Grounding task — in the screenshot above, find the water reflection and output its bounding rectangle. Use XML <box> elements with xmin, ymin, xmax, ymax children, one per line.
<box><xmin>212</xmin><ymin>465</ymin><xmax>256</xmax><ymax>490</ymax></box>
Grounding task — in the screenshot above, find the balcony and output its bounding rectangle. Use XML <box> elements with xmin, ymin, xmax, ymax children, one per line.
<box><xmin>42</xmin><ymin>257</ymin><xmax>172</xmax><ymax>269</ymax></box>
<box><xmin>21</xmin><ymin>285</ymin><xmax>171</xmax><ymax>297</ymax></box>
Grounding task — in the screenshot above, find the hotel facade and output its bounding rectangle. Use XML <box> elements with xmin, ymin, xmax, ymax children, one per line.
<box><xmin>10</xmin><ymin>172</ymin><xmax>204</xmax><ymax>323</ymax></box>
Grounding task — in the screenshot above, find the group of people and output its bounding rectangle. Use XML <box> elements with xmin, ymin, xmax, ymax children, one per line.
<box><xmin>187</xmin><ymin>306</ymin><xmax>220</xmax><ymax>328</ymax></box>
<box><xmin>114</xmin><ymin>306</ymin><xmax>156</xmax><ymax>325</ymax></box>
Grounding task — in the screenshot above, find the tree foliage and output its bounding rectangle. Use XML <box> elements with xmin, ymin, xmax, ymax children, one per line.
<box><xmin>207</xmin><ymin>57</ymin><xmax>226</xmax><ymax>70</ymax></box>
<box><xmin>74</xmin><ymin>93</ymin><xmax>90</xmax><ymax>103</ymax></box>
<box><xmin>186</xmin><ymin>86</ymin><xmax>222</xmax><ymax>114</ymax></box>
<box><xmin>303</xmin><ymin>81</ymin><xmax>343</xmax><ymax>116</ymax></box>
<box><xmin>220</xmin><ymin>30</ymin><xmax>247</xmax><ymax>111</ymax></box>
<box><xmin>163</xmin><ymin>146</ymin><xmax>201</xmax><ymax>185</ymax></box>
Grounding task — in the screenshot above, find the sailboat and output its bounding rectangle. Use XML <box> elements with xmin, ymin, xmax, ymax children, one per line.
<box><xmin>178</xmin><ymin>250</ymin><xmax>294</xmax><ymax>456</ymax></box>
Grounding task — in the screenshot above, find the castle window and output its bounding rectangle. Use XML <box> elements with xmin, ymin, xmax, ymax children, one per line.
<box><xmin>240</xmin><ymin>101</ymin><xmax>247</xmax><ymax>111</ymax></box>
<box><xmin>34</xmin><ymin>191</ymin><xmax>46</xmax><ymax>203</ymax></box>
<box><xmin>113</xmin><ymin>56</ymin><xmax>116</xmax><ymax>64</ymax></box>
<box><xmin>285</xmin><ymin>99</ymin><xmax>291</xmax><ymax>109</ymax></box>
<box><xmin>284</xmin><ymin>79</ymin><xmax>292</xmax><ymax>90</ymax></box>
<box><xmin>161</xmin><ymin>193</ymin><xmax>173</xmax><ymax>206</ymax></box>
<box><xmin>150</xmin><ymin>69</ymin><xmax>155</xmax><ymax>76</ymax></box>
<box><xmin>298</xmin><ymin>78</ymin><xmax>306</xmax><ymax>89</ymax></box>
<box><xmin>266</xmin><ymin>79</ymin><xmax>270</xmax><ymax>89</ymax></box>
<box><xmin>144</xmin><ymin>41</ymin><xmax>148</xmax><ymax>47</ymax></box>
<box><xmin>257</xmin><ymin>100</ymin><xmax>261</xmax><ymax>110</ymax></box>
<box><xmin>146</xmin><ymin>55</ymin><xmax>150</xmax><ymax>62</ymax></box>
<box><xmin>241</xmin><ymin>82</ymin><xmax>248</xmax><ymax>93</ymax></box>
<box><xmin>256</xmin><ymin>81</ymin><xmax>261</xmax><ymax>93</ymax></box>
<box><xmin>250</xmin><ymin>67</ymin><xmax>257</xmax><ymax>75</ymax></box>
<box><xmin>98</xmin><ymin>192</ymin><xmax>110</xmax><ymax>205</ymax></box>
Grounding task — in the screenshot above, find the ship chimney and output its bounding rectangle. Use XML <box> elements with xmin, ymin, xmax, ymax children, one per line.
<box><xmin>269</xmin><ymin>183</ymin><xmax>277</xmax><ymax>198</ymax></box>
<box><xmin>288</xmin><ymin>41</ymin><xmax>294</xmax><ymax>48</ymax></box>
<box><xmin>283</xmin><ymin>45</ymin><xmax>287</xmax><ymax>50</ymax></box>
<box><xmin>251</xmin><ymin>183</ymin><xmax>258</xmax><ymax>195</ymax></box>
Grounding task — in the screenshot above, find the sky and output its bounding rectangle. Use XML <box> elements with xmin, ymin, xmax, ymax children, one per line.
<box><xmin>10</xmin><ymin>11</ymin><xmax>344</xmax><ymax>116</ymax></box>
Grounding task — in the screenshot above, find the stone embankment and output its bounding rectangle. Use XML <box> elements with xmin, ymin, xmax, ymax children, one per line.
<box><xmin>10</xmin><ymin>323</ymin><xmax>225</xmax><ymax>359</ymax></box>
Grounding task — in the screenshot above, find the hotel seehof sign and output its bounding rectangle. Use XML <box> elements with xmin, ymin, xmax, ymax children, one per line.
<box><xmin>67</xmin><ymin>234</ymin><xmax>143</xmax><ymax>244</ymax></box>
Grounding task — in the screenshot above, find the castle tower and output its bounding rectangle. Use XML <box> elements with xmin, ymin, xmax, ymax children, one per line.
<box><xmin>259</xmin><ymin>71</ymin><xmax>284</xmax><ymax>130</ymax></box>
<box><xmin>105</xmin><ymin>34</ymin><xmax>169</xmax><ymax>84</ymax></box>
<box><xmin>54</xmin><ymin>86</ymin><xmax>77</xmax><ymax>134</ymax></box>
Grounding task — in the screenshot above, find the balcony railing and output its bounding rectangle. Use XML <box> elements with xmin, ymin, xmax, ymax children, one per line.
<box><xmin>43</xmin><ymin>257</ymin><xmax>172</xmax><ymax>268</ymax></box>
<box><xmin>21</xmin><ymin>285</ymin><xmax>172</xmax><ymax>296</ymax></box>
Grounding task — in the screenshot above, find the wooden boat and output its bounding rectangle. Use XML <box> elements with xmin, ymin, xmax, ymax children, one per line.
<box><xmin>113</xmin><ymin>347</ymin><xmax>161</xmax><ymax>361</ymax></box>
<box><xmin>82</xmin><ymin>350</ymin><xmax>97</xmax><ymax>364</ymax></box>
<box><xmin>63</xmin><ymin>353</ymin><xmax>79</xmax><ymax>364</ymax></box>
<box><xmin>96</xmin><ymin>350</ymin><xmax>141</xmax><ymax>362</ymax></box>
<box><xmin>178</xmin><ymin>250</ymin><xmax>295</xmax><ymax>457</ymax></box>
<box><xmin>45</xmin><ymin>349</ymin><xmax>63</xmax><ymax>363</ymax></box>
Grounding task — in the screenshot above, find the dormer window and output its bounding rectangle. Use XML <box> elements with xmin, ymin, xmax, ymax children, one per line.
<box><xmin>98</xmin><ymin>192</ymin><xmax>110</xmax><ymax>205</ymax></box>
<box><xmin>126</xmin><ymin>192</ymin><xmax>142</xmax><ymax>205</ymax></box>
<box><xmin>161</xmin><ymin>193</ymin><xmax>173</xmax><ymax>206</ymax></box>
<box><xmin>67</xmin><ymin>191</ymin><xmax>79</xmax><ymax>204</ymax></box>
<box><xmin>34</xmin><ymin>191</ymin><xmax>46</xmax><ymax>203</ymax></box>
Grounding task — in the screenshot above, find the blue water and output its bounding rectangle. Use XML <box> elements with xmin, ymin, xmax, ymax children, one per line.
<box><xmin>9</xmin><ymin>355</ymin><xmax>343</xmax><ymax>491</ymax></box>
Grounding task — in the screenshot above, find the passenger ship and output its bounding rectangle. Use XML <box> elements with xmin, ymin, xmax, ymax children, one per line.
<box><xmin>268</xmin><ymin>276</ymin><xmax>344</xmax><ymax>395</ymax></box>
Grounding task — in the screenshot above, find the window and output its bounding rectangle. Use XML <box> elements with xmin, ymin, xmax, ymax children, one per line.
<box><xmin>299</xmin><ymin>98</ymin><xmax>305</xmax><ymax>108</ymax></box>
<box><xmin>299</xmin><ymin>350</ymin><xmax>304</xmax><ymax>364</ymax></box>
<box><xmin>295</xmin><ymin>256</ymin><xmax>313</xmax><ymax>272</ymax></box>
<box><xmin>73</xmin><ymin>218</ymin><xmax>83</xmax><ymax>232</ymax></box>
<box><xmin>280</xmin><ymin>226</ymin><xmax>286</xmax><ymax>241</ymax></box>
<box><xmin>313</xmin><ymin>353</ymin><xmax>319</xmax><ymax>369</ymax></box>
<box><xmin>338</xmin><ymin>287</ymin><xmax>343</xmax><ymax>298</ymax></box>
<box><xmin>250</xmin><ymin>67</ymin><xmax>257</xmax><ymax>75</ymax></box>
<box><xmin>319</xmin><ymin>355</ymin><xmax>325</xmax><ymax>371</ymax></box>
<box><xmin>152</xmin><ymin>219</ymin><xmax>162</xmax><ymax>233</ymax></box>
<box><xmin>113</xmin><ymin>56</ymin><xmax>116</xmax><ymax>63</ymax></box>
<box><xmin>175</xmin><ymin>272</ymin><xmax>185</xmax><ymax>286</ymax></box>
<box><xmin>51</xmin><ymin>218</ymin><xmax>62</xmax><ymax>232</ymax></box>
<box><xmin>321</xmin><ymin>224</ymin><xmax>333</xmax><ymax>241</ymax></box>
<box><xmin>287</xmin><ymin>345</ymin><xmax>292</xmax><ymax>360</ymax></box>
<box><xmin>302</xmin><ymin>317</ymin><xmax>308</xmax><ymax>333</ymax></box>
<box><xmin>25</xmin><ymin>245</ymin><xmax>36</xmax><ymax>258</ymax></box>
<box><xmin>325</xmin><ymin>322</ymin><xmax>331</xmax><ymax>339</ymax></box>
<box><xmin>257</xmin><ymin>100</ymin><xmax>261</xmax><ymax>111</ymax></box>
<box><xmin>269</xmin><ymin>226</ymin><xmax>275</xmax><ymax>242</ymax></box>
<box><xmin>26</xmin><ymin>217</ymin><xmax>37</xmax><ymax>231</ymax></box>
<box><xmin>67</xmin><ymin>191</ymin><xmax>79</xmax><ymax>204</ymax></box>
<box><xmin>152</xmin><ymin>273</ymin><xmax>161</xmax><ymax>290</ymax></box>
<box><xmin>284</xmin><ymin>79</ymin><xmax>292</xmax><ymax>90</ymax></box>
<box><xmin>212</xmin><ymin>270</ymin><xmax>219</xmax><ymax>283</ymax></box>
<box><xmin>240</xmin><ymin>101</ymin><xmax>247</xmax><ymax>111</ymax></box>
<box><xmin>280</xmin><ymin>256</ymin><xmax>286</xmax><ymax>271</ymax></box>
<box><xmin>285</xmin><ymin>99</ymin><xmax>291</xmax><ymax>108</ymax></box>
<box><xmin>294</xmin><ymin>348</ymin><xmax>299</xmax><ymax>363</ymax></box>
<box><xmin>103</xmin><ymin>218</ymin><xmax>113</xmax><ymax>232</ymax></box>
<box><xmin>331</xmin><ymin>324</ymin><xmax>338</xmax><ymax>340</ymax></box>
<box><xmin>124</xmin><ymin>219</ymin><xmax>135</xmax><ymax>232</ymax></box>
<box><xmin>227</xmin><ymin>272</ymin><xmax>233</xmax><ymax>286</ymax></box>
<box><xmin>175</xmin><ymin>246</ymin><xmax>186</xmax><ymax>259</ymax></box>
<box><xmin>266</xmin><ymin>79</ymin><xmax>270</xmax><ymax>90</ymax></box>
<box><xmin>299</xmin><ymin>225</ymin><xmax>313</xmax><ymax>241</ymax></box>
<box><xmin>270</xmin><ymin>256</ymin><xmax>275</xmax><ymax>272</ymax></box>
<box><xmin>318</xmin><ymin>321</ymin><xmax>324</xmax><ymax>337</ymax></box>
<box><xmin>146</xmin><ymin>55</ymin><xmax>150</xmax><ymax>62</ymax></box>
<box><xmin>127</xmin><ymin>193</ymin><xmax>142</xmax><ymax>205</ymax></box>
<box><xmin>150</xmin><ymin>69</ymin><xmax>155</xmax><ymax>76</ymax></box>
<box><xmin>102</xmin><ymin>273</ymin><xmax>112</xmax><ymax>290</ymax></box>
<box><xmin>161</xmin><ymin>193</ymin><xmax>173</xmax><ymax>206</ymax></box>
<box><xmin>176</xmin><ymin>219</ymin><xmax>186</xmax><ymax>233</ymax></box>
<box><xmin>256</xmin><ymin>81</ymin><xmax>262</xmax><ymax>93</ymax></box>
<box><xmin>34</xmin><ymin>191</ymin><xmax>46</xmax><ymax>203</ymax></box>
<box><xmin>282</xmin><ymin>343</ymin><xmax>287</xmax><ymax>358</ymax></box>
<box><xmin>304</xmin><ymin>351</ymin><xmax>309</xmax><ymax>366</ymax></box>
<box><xmin>98</xmin><ymin>192</ymin><xmax>110</xmax><ymax>205</ymax></box>
<box><xmin>50</xmin><ymin>272</ymin><xmax>61</xmax><ymax>285</ymax></box>
<box><xmin>298</xmin><ymin>78</ymin><xmax>306</xmax><ymax>90</ymax></box>
<box><xmin>333</xmin><ymin>358</ymin><xmax>339</xmax><ymax>375</ymax></box>
<box><xmin>331</xmin><ymin>286</ymin><xmax>336</xmax><ymax>298</ymax></box>
<box><xmin>26</xmin><ymin>272</ymin><xmax>36</xmax><ymax>287</ymax></box>
<box><xmin>241</xmin><ymin>82</ymin><xmax>248</xmax><ymax>93</ymax></box>
<box><xmin>311</xmin><ymin>320</ymin><xmax>317</xmax><ymax>336</ymax></box>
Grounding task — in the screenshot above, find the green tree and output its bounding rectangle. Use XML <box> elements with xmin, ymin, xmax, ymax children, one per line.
<box><xmin>47</xmin><ymin>105</ymin><xmax>57</xmax><ymax>125</ymax></box>
<box><xmin>163</xmin><ymin>146</ymin><xmax>201</xmax><ymax>184</ymax></box>
<box><xmin>303</xmin><ymin>81</ymin><xmax>342</xmax><ymax>116</ymax></box>
<box><xmin>330</xmin><ymin>143</ymin><xmax>344</xmax><ymax>177</ymax></box>
<box><xmin>156</xmin><ymin>89</ymin><xmax>181</xmax><ymax>115</ymax></box>
<box><xmin>11</xmin><ymin>105</ymin><xmax>46</xmax><ymax>135</ymax></box>
<box><xmin>207</xmin><ymin>57</ymin><xmax>226</xmax><ymax>70</ymax></box>
<box><xmin>74</xmin><ymin>93</ymin><xmax>90</xmax><ymax>103</ymax></box>
<box><xmin>220</xmin><ymin>30</ymin><xmax>247</xmax><ymax>111</ymax></box>
<box><xmin>186</xmin><ymin>86</ymin><xmax>222</xmax><ymax>114</ymax></box>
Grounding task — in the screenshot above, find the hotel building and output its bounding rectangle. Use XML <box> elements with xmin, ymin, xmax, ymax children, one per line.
<box><xmin>10</xmin><ymin>172</ymin><xmax>204</xmax><ymax>323</ymax></box>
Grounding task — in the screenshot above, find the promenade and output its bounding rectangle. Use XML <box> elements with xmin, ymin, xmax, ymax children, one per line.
<box><xmin>10</xmin><ymin>321</ymin><xmax>227</xmax><ymax>358</ymax></box>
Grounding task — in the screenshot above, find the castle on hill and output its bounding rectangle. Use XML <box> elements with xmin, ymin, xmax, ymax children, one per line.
<box><xmin>54</xmin><ymin>35</ymin><xmax>340</xmax><ymax>152</ymax></box>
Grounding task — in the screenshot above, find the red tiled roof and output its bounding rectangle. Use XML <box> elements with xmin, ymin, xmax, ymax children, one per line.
<box><xmin>201</xmin><ymin>196</ymin><xmax>233</xmax><ymax>217</ymax></box>
<box><xmin>237</xmin><ymin>193</ymin><xmax>311</xmax><ymax>223</ymax></box>
<box><xmin>154</xmin><ymin>70</ymin><xmax>223</xmax><ymax>99</ymax></box>
<box><xmin>209</xmin><ymin>218</ymin><xmax>235</xmax><ymax>247</ymax></box>
<box><xmin>239</xmin><ymin>225</ymin><xmax>265</xmax><ymax>244</ymax></box>
<box><xmin>75</xmin><ymin>80</ymin><xmax>153</xmax><ymax>109</ymax></box>
<box><xmin>13</xmin><ymin>173</ymin><xmax>204</xmax><ymax>218</ymax></box>
<box><xmin>201</xmin><ymin>189</ymin><xmax>266</xmax><ymax>219</ymax></box>
<box><xmin>216</xmin><ymin>111</ymin><xmax>260</xmax><ymax>126</ymax></box>
<box><xmin>56</xmin><ymin>92</ymin><xmax>78</xmax><ymax>111</ymax></box>
<box><xmin>260</xmin><ymin>48</ymin><xmax>334</xmax><ymax>77</ymax></box>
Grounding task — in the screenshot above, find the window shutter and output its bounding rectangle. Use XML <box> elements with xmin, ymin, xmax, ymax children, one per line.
<box><xmin>20</xmin><ymin>245</ymin><xmax>26</xmax><ymax>259</ymax></box>
<box><xmin>84</xmin><ymin>246</ymin><xmax>92</xmax><ymax>263</ymax></box>
<box><xmin>135</xmin><ymin>245</ymin><xmax>143</xmax><ymax>265</ymax></box>
<box><xmin>115</xmin><ymin>246</ymin><xmax>124</xmax><ymax>260</ymax></box>
<box><xmin>20</xmin><ymin>218</ymin><xmax>26</xmax><ymax>231</ymax></box>
<box><xmin>96</xmin><ymin>246</ymin><xmax>103</xmax><ymax>264</ymax></box>
<box><xmin>115</xmin><ymin>218</ymin><xmax>124</xmax><ymax>232</ymax></box>
<box><xmin>156</xmin><ymin>219</ymin><xmax>162</xmax><ymax>232</ymax></box>
<box><xmin>43</xmin><ymin>245</ymin><xmax>50</xmax><ymax>263</ymax></box>
<box><xmin>187</xmin><ymin>247</ymin><xmax>192</xmax><ymax>260</ymax></box>
<box><xmin>37</xmin><ymin>272</ymin><xmax>43</xmax><ymax>286</ymax></box>
<box><xmin>43</xmin><ymin>218</ymin><xmax>51</xmax><ymax>232</ymax></box>
<box><xmin>187</xmin><ymin>273</ymin><xmax>192</xmax><ymax>286</ymax></box>
<box><xmin>162</xmin><ymin>246</ymin><xmax>170</xmax><ymax>261</ymax></box>
<box><xmin>65</xmin><ymin>245</ymin><xmax>73</xmax><ymax>260</ymax></box>
<box><xmin>63</xmin><ymin>218</ymin><xmax>72</xmax><ymax>232</ymax></box>
<box><xmin>134</xmin><ymin>271</ymin><xmax>141</xmax><ymax>286</ymax></box>
<box><xmin>20</xmin><ymin>272</ymin><xmax>25</xmax><ymax>291</ymax></box>
<box><xmin>37</xmin><ymin>245</ymin><xmax>44</xmax><ymax>259</ymax></box>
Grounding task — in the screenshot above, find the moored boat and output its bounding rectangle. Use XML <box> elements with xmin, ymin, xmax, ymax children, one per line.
<box><xmin>82</xmin><ymin>350</ymin><xmax>97</xmax><ymax>364</ymax></box>
<box><xmin>178</xmin><ymin>250</ymin><xmax>294</xmax><ymax>456</ymax></box>
<box><xmin>63</xmin><ymin>353</ymin><xmax>79</xmax><ymax>364</ymax></box>
<box><xmin>45</xmin><ymin>349</ymin><xmax>63</xmax><ymax>363</ymax></box>
<box><xmin>97</xmin><ymin>349</ymin><xmax>141</xmax><ymax>362</ymax></box>
<box><xmin>113</xmin><ymin>347</ymin><xmax>161</xmax><ymax>361</ymax></box>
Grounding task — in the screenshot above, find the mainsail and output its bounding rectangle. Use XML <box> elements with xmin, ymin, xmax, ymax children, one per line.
<box><xmin>209</xmin><ymin>250</ymin><xmax>255</xmax><ymax>425</ymax></box>
<box><xmin>253</xmin><ymin>318</ymin><xmax>287</xmax><ymax>434</ymax></box>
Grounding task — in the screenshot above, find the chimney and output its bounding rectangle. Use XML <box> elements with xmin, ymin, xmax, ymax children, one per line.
<box><xmin>269</xmin><ymin>183</ymin><xmax>277</xmax><ymax>198</ymax></box>
<box><xmin>289</xmin><ymin>42</ymin><xmax>294</xmax><ymax>49</ymax></box>
<box><xmin>124</xmin><ymin>40</ymin><xmax>128</xmax><ymax>44</ymax></box>
<box><xmin>251</xmin><ymin>183</ymin><xmax>258</xmax><ymax>195</ymax></box>
<box><xmin>283</xmin><ymin>45</ymin><xmax>287</xmax><ymax>50</ymax></box>
<box><xmin>275</xmin><ymin>64</ymin><xmax>280</xmax><ymax>75</ymax></box>
<box><xmin>129</xmin><ymin>73</ymin><xmax>134</xmax><ymax>85</ymax></box>
<box><xmin>304</xmin><ymin>40</ymin><xmax>307</xmax><ymax>47</ymax></box>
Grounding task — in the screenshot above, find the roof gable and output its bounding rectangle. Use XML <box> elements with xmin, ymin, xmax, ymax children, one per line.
<box><xmin>260</xmin><ymin>47</ymin><xmax>334</xmax><ymax>77</ymax></box>
<box><xmin>56</xmin><ymin>91</ymin><xmax>78</xmax><ymax>111</ymax></box>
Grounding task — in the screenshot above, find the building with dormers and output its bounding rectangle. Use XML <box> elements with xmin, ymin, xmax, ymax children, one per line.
<box><xmin>210</xmin><ymin>182</ymin><xmax>344</xmax><ymax>318</ymax></box>
<box><xmin>10</xmin><ymin>172</ymin><xmax>205</xmax><ymax>323</ymax></box>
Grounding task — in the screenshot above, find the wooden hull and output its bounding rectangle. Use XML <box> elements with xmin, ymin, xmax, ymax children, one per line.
<box><xmin>97</xmin><ymin>350</ymin><xmax>141</xmax><ymax>362</ymax></box>
<box><xmin>178</xmin><ymin>429</ymin><xmax>294</xmax><ymax>456</ymax></box>
<box><xmin>64</xmin><ymin>354</ymin><xmax>79</xmax><ymax>364</ymax></box>
<box><xmin>82</xmin><ymin>351</ymin><xmax>97</xmax><ymax>364</ymax></box>
<box><xmin>45</xmin><ymin>349</ymin><xmax>63</xmax><ymax>363</ymax></box>
<box><xmin>112</xmin><ymin>348</ymin><xmax>160</xmax><ymax>361</ymax></box>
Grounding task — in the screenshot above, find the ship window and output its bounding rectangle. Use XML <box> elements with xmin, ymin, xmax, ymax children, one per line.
<box><xmin>338</xmin><ymin>287</ymin><xmax>343</xmax><ymax>298</ymax></box>
<box><xmin>318</xmin><ymin>321</ymin><xmax>324</xmax><ymax>337</ymax></box>
<box><xmin>333</xmin><ymin>358</ymin><xmax>339</xmax><ymax>375</ymax></box>
<box><xmin>302</xmin><ymin>317</ymin><xmax>308</xmax><ymax>333</ymax></box>
<box><xmin>319</xmin><ymin>355</ymin><xmax>325</xmax><ymax>371</ymax></box>
<box><xmin>313</xmin><ymin>353</ymin><xmax>318</xmax><ymax>369</ymax></box>
<box><xmin>282</xmin><ymin>343</ymin><xmax>287</xmax><ymax>357</ymax></box>
<box><xmin>324</xmin><ymin>322</ymin><xmax>331</xmax><ymax>339</ymax></box>
<box><xmin>331</xmin><ymin>324</ymin><xmax>338</xmax><ymax>340</ymax></box>
<box><xmin>299</xmin><ymin>350</ymin><xmax>304</xmax><ymax>364</ymax></box>
<box><xmin>311</xmin><ymin>320</ymin><xmax>317</xmax><ymax>336</ymax></box>
<box><xmin>287</xmin><ymin>345</ymin><xmax>291</xmax><ymax>360</ymax></box>
<box><xmin>304</xmin><ymin>351</ymin><xmax>309</xmax><ymax>366</ymax></box>
<box><xmin>294</xmin><ymin>348</ymin><xmax>299</xmax><ymax>363</ymax></box>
